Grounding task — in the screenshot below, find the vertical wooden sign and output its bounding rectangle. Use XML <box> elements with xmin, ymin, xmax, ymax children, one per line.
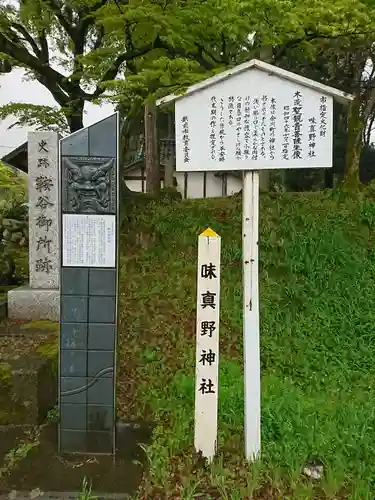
<box><xmin>194</xmin><ymin>227</ymin><xmax>221</xmax><ymax>462</ymax></box>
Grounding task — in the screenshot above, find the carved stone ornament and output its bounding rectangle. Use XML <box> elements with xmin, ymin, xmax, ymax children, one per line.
<box><xmin>62</xmin><ymin>156</ymin><xmax>116</xmax><ymax>214</ymax></box>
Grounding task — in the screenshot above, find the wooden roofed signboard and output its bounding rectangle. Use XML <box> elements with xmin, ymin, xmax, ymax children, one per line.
<box><xmin>158</xmin><ymin>59</ymin><xmax>353</xmax><ymax>172</ymax></box>
<box><xmin>157</xmin><ymin>60</ymin><xmax>353</xmax><ymax>463</ymax></box>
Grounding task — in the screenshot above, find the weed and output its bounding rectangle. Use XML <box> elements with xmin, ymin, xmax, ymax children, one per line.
<box><xmin>0</xmin><ymin>439</ymin><xmax>39</xmax><ymax>478</ymax></box>
<box><xmin>46</xmin><ymin>404</ymin><xmax>59</xmax><ymax>424</ymax></box>
<box><xmin>77</xmin><ymin>477</ymin><xmax>98</xmax><ymax>500</ymax></box>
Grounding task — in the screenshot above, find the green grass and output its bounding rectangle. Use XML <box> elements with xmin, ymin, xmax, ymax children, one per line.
<box><xmin>116</xmin><ymin>189</ymin><xmax>375</xmax><ymax>499</ymax></box>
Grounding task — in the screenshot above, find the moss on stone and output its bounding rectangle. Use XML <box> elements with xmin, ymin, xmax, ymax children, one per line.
<box><xmin>0</xmin><ymin>363</ymin><xmax>29</xmax><ymax>425</ymax></box>
<box><xmin>36</xmin><ymin>341</ymin><xmax>58</xmax><ymax>374</ymax></box>
<box><xmin>20</xmin><ymin>320</ymin><xmax>59</xmax><ymax>332</ymax></box>
<box><xmin>0</xmin><ymin>362</ymin><xmax>11</xmax><ymax>382</ymax></box>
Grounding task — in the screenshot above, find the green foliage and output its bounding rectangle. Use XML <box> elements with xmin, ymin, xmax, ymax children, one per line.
<box><xmin>1</xmin><ymin>0</ymin><xmax>375</xmax><ymax>135</ymax></box>
<box><xmin>0</xmin><ymin>162</ymin><xmax>28</xmax><ymax>284</ymax></box>
<box><xmin>36</xmin><ymin>340</ymin><xmax>58</xmax><ymax>374</ymax></box>
<box><xmin>360</xmin><ymin>200</ymin><xmax>375</xmax><ymax>227</ymax></box>
<box><xmin>46</xmin><ymin>405</ymin><xmax>59</xmax><ymax>424</ymax></box>
<box><xmin>117</xmin><ymin>192</ymin><xmax>375</xmax><ymax>498</ymax></box>
<box><xmin>0</xmin><ymin>362</ymin><xmax>11</xmax><ymax>382</ymax></box>
<box><xmin>96</xmin><ymin>0</ymin><xmax>375</xmax><ymax>105</ymax></box>
<box><xmin>0</xmin><ymin>103</ymin><xmax>69</xmax><ymax>134</ymax></box>
<box><xmin>0</xmin><ymin>161</ymin><xmax>27</xmax><ymax>208</ymax></box>
<box><xmin>0</xmin><ymin>441</ymin><xmax>39</xmax><ymax>478</ymax></box>
<box><xmin>20</xmin><ymin>320</ymin><xmax>59</xmax><ymax>332</ymax></box>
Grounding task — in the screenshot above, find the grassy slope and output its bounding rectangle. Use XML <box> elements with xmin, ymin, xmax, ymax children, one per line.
<box><xmin>117</xmin><ymin>190</ymin><xmax>375</xmax><ymax>500</ymax></box>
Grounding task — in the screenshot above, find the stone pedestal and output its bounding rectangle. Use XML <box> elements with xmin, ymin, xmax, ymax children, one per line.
<box><xmin>7</xmin><ymin>131</ymin><xmax>60</xmax><ymax>321</ymax></box>
<box><xmin>0</xmin><ymin>355</ymin><xmax>57</xmax><ymax>425</ymax></box>
<box><xmin>8</xmin><ymin>287</ymin><xmax>59</xmax><ymax>321</ymax></box>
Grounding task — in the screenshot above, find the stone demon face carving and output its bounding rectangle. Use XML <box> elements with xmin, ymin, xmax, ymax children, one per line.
<box><xmin>64</xmin><ymin>157</ymin><xmax>114</xmax><ymax>214</ymax></box>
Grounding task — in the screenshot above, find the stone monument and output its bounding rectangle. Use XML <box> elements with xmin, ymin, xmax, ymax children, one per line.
<box><xmin>58</xmin><ymin>113</ymin><xmax>119</xmax><ymax>454</ymax></box>
<box><xmin>8</xmin><ymin>132</ymin><xmax>60</xmax><ymax>321</ymax></box>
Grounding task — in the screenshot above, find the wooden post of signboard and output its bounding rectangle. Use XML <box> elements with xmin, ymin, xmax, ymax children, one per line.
<box><xmin>194</xmin><ymin>227</ymin><xmax>221</xmax><ymax>462</ymax></box>
<box><xmin>242</xmin><ymin>171</ymin><xmax>261</xmax><ymax>459</ymax></box>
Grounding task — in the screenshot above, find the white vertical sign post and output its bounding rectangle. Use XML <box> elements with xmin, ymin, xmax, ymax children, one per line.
<box><xmin>157</xmin><ymin>59</ymin><xmax>353</xmax><ymax>461</ymax></box>
<box><xmin>242</xmin><ymin>171</ymin><xmax>261</xmax><ymax>459</ymax></box>
<box><xmin>195</xmin><ymin>227</ymin><xmax>221</xmax><ymax>462</ymax></box>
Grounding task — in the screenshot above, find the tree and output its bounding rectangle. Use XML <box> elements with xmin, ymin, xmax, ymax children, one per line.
<box><xmin>271</xmin><ymin>32</ymin><xmax>375</xmax><ymax>188</ymax></box>
<box><xmin>2</xmin><ymin>0</ymin><xmax>373</xmax><ymax>132</ymax></box>
<box><xmin>1</xmin><ymin>0</ymin><xmax>375</xmax><ymax>192</ymax></box>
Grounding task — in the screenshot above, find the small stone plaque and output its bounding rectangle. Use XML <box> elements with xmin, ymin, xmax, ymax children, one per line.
<box><xmin>87</xmin><ymin>377</ymin><xmax>114</xmax><ymax>406</ymax></box>
<box><xmin>89</xmin><ymin>269</ymin><xmax>116</xmax><ymax>296</ymax></box>
<box><xmin>60</xmin><ymin>377</ymin><xmax>88</xmax><ymax>404</ymax></box>
<box><xmin>88</xmin><ymin>324</ymin><xmax>116</xmax><ymax>350</ymax></box>
<box><xmin>60</xmin><ymin>350</ymin><xmax>87</xmax><ymax>377</ymax></box>
<box><xmin>61</xmin><ymin>268</ymin><xmax>89</xmax><ymax>295</ymax></box>
<box><xmin>88</xmin><ymin>296</ymin><xmax>116</xmax><ymax>323</ymax></box>
<box><xmin>60</xmin><ymin>323</ymin><xmax>87</xmax><ymax>350</ymax></box>
<box><xmin>60</xmin><ymin>403</ymin><xmax>87</xmax><ymax>430</ymax></box>
<box><xmin>61</xmin><ymin>296</ymin><xmax>88</xmax><ymax>323</ymax></box>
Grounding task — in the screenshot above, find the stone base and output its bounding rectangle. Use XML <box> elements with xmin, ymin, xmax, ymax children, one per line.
<box><xmin>7</xmin><ymin>286</ymin><xmax>59</xmax><ymax>321</ymax></box>
<box><xmin>0</xmin><ymin>356</ymin><xmax>57</xmax><ymax>425</ymax></box>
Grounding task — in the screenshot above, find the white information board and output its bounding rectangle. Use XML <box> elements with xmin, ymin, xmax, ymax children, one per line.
<box><xmin>62</xmin><ymin>214</ymin><xmax>116</xmax><ymax>268</ymax></box>
<box><xmin>175</xmin><ymin>67</ymin><xmax>333</xmax><ymax>172</ymax></box>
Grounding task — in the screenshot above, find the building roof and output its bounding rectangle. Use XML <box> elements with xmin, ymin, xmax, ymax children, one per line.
<box><xmin>157</xmin><ymin>59</ymin><xmax>354</xmax><ymax>107</ymax></box>
<box><xmin>1</xmin><ymin>141</ymin><xmax>28</xmax><ymax>173</ymax></box>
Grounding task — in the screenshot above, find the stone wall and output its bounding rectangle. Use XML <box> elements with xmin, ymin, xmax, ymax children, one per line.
<box><xmin>0</xmin><ymin>210</ymin><xmax>28</xmax><ymax>286</ymax></box>
<box><xmin>1</xmin><ymin>217</ymin><xmax>28</xmax><ymax>248</ymax></box>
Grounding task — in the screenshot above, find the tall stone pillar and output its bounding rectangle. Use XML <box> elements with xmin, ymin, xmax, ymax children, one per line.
<box><xmin>58</xmin><ymin>113</ymin><xmax>119</xmax><ymax>455</ymax></box>
<box><xmin>8</xmin><ymin>132</ymin><xmax>60</xmax><ymax>321</ymax></box>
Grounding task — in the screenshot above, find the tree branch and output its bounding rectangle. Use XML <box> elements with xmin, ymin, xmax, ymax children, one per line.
<box><xmin>157</xmin><ymin>37</ymin><xmax>214</xmax><ymax>70</ymax></box>
<box><xmin>274</xmin><ymin>29</ymin><xmax>374</xmax><ymax>62</ymax></box>
<box><xmin>76</xmin><ymin>1</ymin><xmax>108</xmax><ymax>52</ymax></box>
<box><xmin>90</xmin><ymin>31</ymin><xmax>218</xmax><ymax>100</ymax></box>
<box><xmin>195</xmin><ymin>42</ymin><xmax>226</xmax><ymax>65</ymax></box>
<box><xmin>221</xmin><ymin>33</ymin><xmax>230</xmax><ymax>64</ymax></box>
<box><xmin>38</xmin><ymin>29</ymin><xmax>49</xmax><ymax>63</ymax></box>
<box><xmin>43</xmin><ymin>0</ymin><xmax>76</xmax><ymax>40</ymax></box>
<box><xmin>0</xmin><ymin>32</ymin><xmax>85</xmax><ymax>103</ymax></box>
<box><xmin>91</xmin><ymin>36</ymin><xmax>165</xmax><ymax>98</ymax></box>
<box><xmin>93</xmin><ymin>25</ymin><xmax>105</xmax><ymax>51</ymax></box>
<box><xmin>35</xmin><ymin>73</ymin><xmax>70</xmax><ymax>106</ymax></box>
<box><xmin>9</xmin><ymin>22</ymin><xmax>40</xmax><ymax>57</ymax></box>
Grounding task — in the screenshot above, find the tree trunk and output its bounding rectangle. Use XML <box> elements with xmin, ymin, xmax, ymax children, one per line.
<box><xmin>343</xmin><ymin>81</ymin><xmax>375</xmax><ymax>188</ymax></box>
<box><xmin>324</xmin><ymin>169</ymin><xmax>334</xmax><ymax>189</ymax></box>
<box><xmin>164</xmin><ymin>113</ymin><xmax>175</xmax><ymax>188</ymax></box>
<box><xmin>259</xmin><ymin>45</ymin><xmax>273</xmax><ymax>62</ymax></box>
<box><xmin>66</xmin><ymin>99</ymin><xmax>85</xmax><ymax>133</ymax></box>
<box><xmin>343</xmin><ymin>96</ymin><xmax>363</xmax><ymax>187</ymax></box>
<box><xmin>144</xmin><ymin>101</ymin><xmax>160</xmax><ymax>193</ymax></box>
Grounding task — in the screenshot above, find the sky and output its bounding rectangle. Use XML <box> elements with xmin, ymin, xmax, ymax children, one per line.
<box><xmin>0</xmin><ymin>68</ymin><xmax>114</xmax><ymax>159</ymax></box>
